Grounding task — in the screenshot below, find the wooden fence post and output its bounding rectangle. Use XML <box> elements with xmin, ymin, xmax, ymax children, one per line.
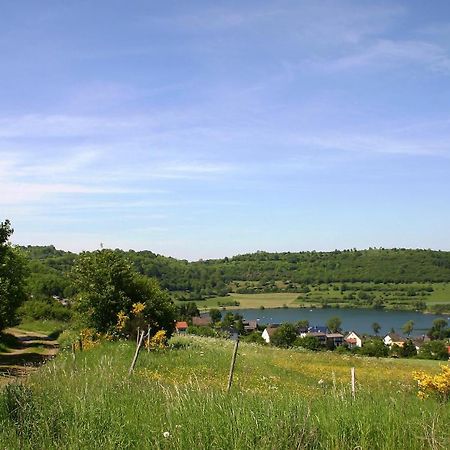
<box><xmin>227</xmin><ymin>336</ymin><xmax>239</xmax><ymax>392</ymax></box>
<box><xmin>147</xmin><ymin>325</ymin><xmax>151</xmax><ymax>353</ymax></box>
<box><xmin>351</xmin><ymin>367</ymin><xmax>356</xmax><ymax>399</ymax></box>
<box><xmin>128</xmin><ymin>330</ymin><xmax>145</xmax><ymax>376</ymax></box>
<box><xmin>78</xmin><ymin>337</ymin><xmax>83</xmax><ymax>352</ymax></box>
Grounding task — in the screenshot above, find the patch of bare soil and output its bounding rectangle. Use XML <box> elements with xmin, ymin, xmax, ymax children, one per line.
<box><xmin>0</xmin><ymin>328</ymin><xmax>58</xmax><ymax>386</ymax></box>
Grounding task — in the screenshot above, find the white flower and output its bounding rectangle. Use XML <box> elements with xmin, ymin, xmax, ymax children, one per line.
<box><xmin>163</xmin><ymin>431</ymin><xmax>170</xmax><ymax>438</ymax></box>
<box><xmin>318</xmin><ymin>379</ymin><xmax>324</xmax><ymax>385</ymax></box>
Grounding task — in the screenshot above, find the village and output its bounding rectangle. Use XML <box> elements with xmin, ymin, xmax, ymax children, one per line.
<box><xmin>174</xmin><ymin>314</ymin><xmax>450</xmax><ymax>360</ymax></box>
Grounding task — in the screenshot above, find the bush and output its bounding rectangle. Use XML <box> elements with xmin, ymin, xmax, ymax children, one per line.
<box><xmin>18</xmin><ymin>298</ymin><xmax>72</xmax><ymax>322</ymax></box>
<box><xmin>271</xmin><ymin>324</ymin><xmax>297</xmax><ymax>348</ymax></box>
<box><xmin>294</xmin><ymin>336</ymin><xmax>321</xmax><ymax>351</ymax></box>
<box><xmin>360</xmin><ymin>339</ymin><xmax>389</xmax><ymax>357</ymax></box>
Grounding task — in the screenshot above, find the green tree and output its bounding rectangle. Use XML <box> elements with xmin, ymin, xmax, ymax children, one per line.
<box><xmin>371</xmin><ymin>322</ymin><xmax>381</xmax><ymax>335</ymax></box>
<box><xmin>209</xmin><ymin>308</ymin><xmax>221</xmax><ymax>323</ymax></box>
<box><xmin>418</xmin><ymin>340</ymin><xmax>448</xmax><ymax>360</ymax></box>
<box><xmin>401</xmin><ymin>320</ymin><xmax>414</xmax><ymax>336</ymax></box>
<box><xmin>360</xmin><ymin>339</ymin><xmax>389</xmax><ymax>357</ymax></box>
<box><xmin>271</xmin><ymin>323</ymin><xmax>297</xmax><ymax>348</ymax></box>
<box><xmin>0</xmin><ymin>220</ymin><xmax>28</xmax><ymax>332</ymax></box>
<box><xmin>71</xmin><ymin>250</ymin><xmax>176</xmax><ymax>334</ymax></box>
<box><xmin>427</xmin><ymin>319</ymin><xmax>449</xmax><ymax>340</ymax></box>
<box><xmin>326</xmin><ymin>316</ymin><xmax>342</xmax><ymax>333</ymax></box>
<box><xmin>222</xmin><ymin>311</ymin><xmax>235</xmax><ymax>328</ymax></box>
<box><xmin>295</xmin><ymin>335</ymin><xmax>321</xmax><ymax>351</ymax></box>
<box><xmin>296</xmin><ymin>319</ymin><xmax>309</xmax><ymax>329</ymax></box>
<box><xmin>400</xmin><ymin>339</ymin><xmax>417</xmax><ymax>358</ymax></box>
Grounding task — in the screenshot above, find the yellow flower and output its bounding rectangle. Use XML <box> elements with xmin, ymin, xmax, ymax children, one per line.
<box><xmin>132</xmin><ymin>302</ymin><xmax>145</xmax><ymax>315</ymax></box>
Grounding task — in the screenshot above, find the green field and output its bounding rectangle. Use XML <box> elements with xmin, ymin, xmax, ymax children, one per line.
<box><xmin>192</xmin><ymin>282</ymin><xmax>450</xmax><ymax>312</ymax></box>
<box><xmin>1</xmin><ymin>335</ymin><xmax>448</xmax><ymax>449</ymax></box>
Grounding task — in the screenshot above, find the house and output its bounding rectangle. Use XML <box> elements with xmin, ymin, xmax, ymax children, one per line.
<box><xmin>299</xmin><ymin>325</ymin><xmax>327</xmax><ymax>338</ymax></box>
<box><xmin>411</xmin><ymin>335</ymin><xmax>430</xmax><ymax>351</ymax></box>
<box><xmin>192</xmin><ymin>316</ymin><xmax>212</xmax><ymax>327</ymax></box>
<box><xmin>243</xmin><ymin>320</ymin><xmax>258</xmax><ymax>332</ymax></box>
<box><xmin>344</xmin><ymin>331</ymin><xmax>363</xmax><ymax>348</ymax></box>
<box><xmin>326</xmin><ymin>333</ymin><xmax>344</xmax><ymax>347</ymax></box>
<box><xmin>383</xmin><ymin>333</ymin><xmax>406</xmax><ymax>348</ymax></box>
<box><xmin>175</xmin><ymin>321</ymin><xmax>188</xmax><ymax>333</ymax></box>
<box><xmin>262</xmin><ymin>324</ymin><xmax>280</xmax><ymax>343</ymax></box>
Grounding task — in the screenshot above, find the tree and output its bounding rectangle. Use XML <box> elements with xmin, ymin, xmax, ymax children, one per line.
<box><xmin>71</xmin><ymin>250</ymin><xmax>176</xmax><ymax>334</ymax></box>
<box><xmin>360</xmin><ymin>339</ymin><xmax>389</xmax><ymax>357</ymax></box>
<box><xmin>401</xmin><ymin>339</ymin><xmax>417</xmax><ymax>358</ymax></box>
<box><xmin>418</xmin><ymin>340</ymin><xmax>448</xmax><ymax>360</ymax></box>
<box><xmin>222</xmin><ymin>312</ymin><xmax>235</xmax><ymax>328</ymax></box>
<box><xmin>0</xmin><ymin>220</ymin><xmax>28</xmax><ymax>332</ymax></box>
<box><xmin>427</xmin><ymin>319</ymin><xmax>449</xmax><ymax>340</ymax></box>
<box><xmin>296</xmin><ymin>319</ymin><xmax>309</xmax><ymax>329</ymax></box>
<box><xmin>371</xmin><ymin>322</ymin><xmax>381</xmax><ymax>335</ymax></box>
<box><xmin>326</xmin><ymin>316</ymin><xmax>342</xmax><ymax>333</ymax></box>
<box><xmin>271</xmin><ymin>323</ymin><xmax>297</xmax><ymax>348</ymax></box>
<box><xmin>295</xmin><ymin>335</ymin><xmax>321</xmax><ymax>351</ymax></box>
<box><xmin>209</xmin><ymin>308</ymin><xmax>221</xmax><ymax>324</ymax></box>
<box><xmin>177</xmin><ymin>302</ymin><xmax>199</xmax><ymax>321</ymax></box>
<box><xmin>401</xmin><ymin>320</ymin><xmax>414</xmax><ymax>336</ymax></box>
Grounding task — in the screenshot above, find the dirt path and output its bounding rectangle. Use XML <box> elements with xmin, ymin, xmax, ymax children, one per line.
<box><xmin>0</xmin><ymin>328</ymin><xmax>59</xmax><ymax>387</ymax></box>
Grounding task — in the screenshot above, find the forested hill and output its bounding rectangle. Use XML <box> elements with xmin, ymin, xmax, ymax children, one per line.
<box><xmin>20</xmin><ymin>246</ymin><xmax>450</xmax><ymax>300</ymax></box>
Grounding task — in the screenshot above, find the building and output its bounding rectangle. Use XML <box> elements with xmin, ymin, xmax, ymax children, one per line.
<box><xmin>344</xmin><ymin>331</ymin><xmax>363</xmax><ymax>348</ymax></box>
<box><xmin>383</xmin><ymin>333</ymin><xmax>406</xmax><ymax>348</ymax></box>
<box><xmin>175</xmin><ymin>321</ymin><xmax>188</xmax><ymax>333</ymax></box>
<box><xmin>326</xmin><ymin>333</ymin><xmax>344</xmax><ymax>347</ymax></box>
<box><xmin>192</xmin><ymin>316</ymin><xmax>212</xmax><ymax>327</ymax></box>
<box><xmin>243</xmin><ymin>320</ymin><xmax>258</xmax><ymax>332</ymax></box>
<box><xmin>262</xmin><ymin>324</ymin><xmax>280</xmax><ymax>343</ymax></box>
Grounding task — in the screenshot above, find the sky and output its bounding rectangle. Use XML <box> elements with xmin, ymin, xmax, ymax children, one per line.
<box><xmin>1</xmin><ymin>0</ymin><xmax>450</xmax><ymax>260</ymax></box>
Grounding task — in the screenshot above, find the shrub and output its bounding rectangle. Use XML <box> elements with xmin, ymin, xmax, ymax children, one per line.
<box><xmin>18</xmin><ymin>298</ymin><xmax>72</xmax><ymax>322</ymax></box>
<box><xmin>413</xmin><ymin>365</ymin><xmax>450</xmax><ymax>401</ymax></box>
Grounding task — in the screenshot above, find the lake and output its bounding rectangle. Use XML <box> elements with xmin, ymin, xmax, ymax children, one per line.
<box><xmin>239</xmin><ymin>307</ymin><xmax>449</xmax><ymax>335</ymax></box>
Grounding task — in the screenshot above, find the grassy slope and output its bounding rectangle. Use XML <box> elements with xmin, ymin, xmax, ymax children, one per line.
<box><xmin>0</xmin><ymin>336</ymin><xmax>448</xmax><ymax>449</ymax></box>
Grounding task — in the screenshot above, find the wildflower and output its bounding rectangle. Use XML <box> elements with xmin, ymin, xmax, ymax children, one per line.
<box><xmin>318</xmin><ymin>379</ymin><xmax>324</xmax><ymax>386</ymax></box>
<box><xmin>163</xmin><ymin>431</ymin><xmax>170</xmax><ymax>438</ymax></box>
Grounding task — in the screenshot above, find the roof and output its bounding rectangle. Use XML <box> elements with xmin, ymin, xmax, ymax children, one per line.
<box><xmin>192</xmin><ymin>316</ymin><xmax>212</xmax><ymax>326</ymax></box>
<box><xmin>326</xmin><ymin>333</ymin><xmax>344</xmax><ymax>339</ymax></box>
<box><xmin>345</xmin><ymin>338</ymin><xmax>357</xmax><ymax>344</ymax></box>
<box><xmin>344</xmin><ymin>331</ymin><xmax>361</xmax><ymax>339</ymax></box>
<box><xmin>385</xmin><ymin>333</ymin><xmax>405</xmax><ymax>342</ymax></box>
<box><xmin>307</xmin><ymin>332</ymin><xmax>326</xmax><ymax>338</ymax></box>
<box><xmin>175</xmin><ymin>321</ymin><xmax>188</xmax><ymax>329</ymax></box>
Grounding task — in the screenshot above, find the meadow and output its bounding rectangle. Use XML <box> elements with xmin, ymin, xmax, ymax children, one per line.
<box><xmin>195</xmin><ymin>282</ymin><xmax>450</xmax><ymax>312</ymax></box>
<box><xmin>0</xmin><ymin>335</ymin><xmax>448</xmax><ymax>449</ymax></box>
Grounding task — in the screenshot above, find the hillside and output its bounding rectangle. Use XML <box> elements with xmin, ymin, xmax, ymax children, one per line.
<box><xmin>21</xmin><ymin>246</ymin><xmax>450</xmax><ymax>304</ymax></box>
<box><xmin>0</xmin><ymin>335</ymin><xmax>448</xmax><ymax>449</ymax></box>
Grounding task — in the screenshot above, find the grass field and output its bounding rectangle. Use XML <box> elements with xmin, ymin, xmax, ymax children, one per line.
<box><xmin>0</xmin><ymin>335</ymin><xmax>448</xmax><ymax>449</ymax></box>
<box><xmin>195</xmin><ymin>282</ymin><xmax>450</xmax><ymax>311</ymax></box>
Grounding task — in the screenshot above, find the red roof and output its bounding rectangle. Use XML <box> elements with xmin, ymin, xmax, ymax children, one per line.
<box><xmin>176</xmin><ymin>321</ymin><xmax>189</xmax><ymax>329</ymax></box>
<box><xmin>345</xmin><ymin>338</ymin><xmax>357</xmax><ymax>344</ymax></box>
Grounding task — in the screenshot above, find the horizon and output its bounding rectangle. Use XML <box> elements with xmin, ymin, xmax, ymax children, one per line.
<box><xmin>17</xmin><ymin>242</ymin><xmax>450</xmax><ymax>263</ymax></box>
<box><xmin>2</xmin><ymin>1</ymin><xmax>450</xmax><ymax>259</ymax></box>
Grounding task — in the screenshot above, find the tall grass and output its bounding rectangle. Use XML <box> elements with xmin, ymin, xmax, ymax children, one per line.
<box><xmin>0</xmin><ymin>337</ymin><xmax>448</xmax><ymax>449</ymax></box>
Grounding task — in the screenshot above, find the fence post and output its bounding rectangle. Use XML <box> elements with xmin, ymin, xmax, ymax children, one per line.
<box><xmin>147</xmin><ymin>325</ymin><xmax>151</xmax><ymax>353</ymax></box>
<box><xmin>128</xmin><ymin>330</ymin><xmax>145</xmax><ymax>376</ymax></box>
<box><xmin>351</xmin><ymin>367</ymin><xmax>356</xmax><ymax>399</ymax></box>
<box><xmin>227</xmin><ymin>336</ymin><xmax>239</xmax><ymax>392</ymax></box>
<box><xmin>78</xmin><ymin>337</ymin><xmax>83</xmax><ymax>352</ymax></box>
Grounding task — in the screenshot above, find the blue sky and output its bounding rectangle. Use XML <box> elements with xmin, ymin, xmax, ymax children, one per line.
<box><xmin>1</xmin><ymin>0</ymin><xmax>450</xmax><ymax>259</ymax></box>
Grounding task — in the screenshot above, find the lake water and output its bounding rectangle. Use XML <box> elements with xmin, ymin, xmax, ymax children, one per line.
<box><xmin>239</xmin><ymin>308</ymin><xmax>449</xmax><ymax>335</ymax></box>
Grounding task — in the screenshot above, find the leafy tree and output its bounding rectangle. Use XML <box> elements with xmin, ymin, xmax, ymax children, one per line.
<box><xmin>296</xmin><ymin>319</ymin><xmax>309</xmax><ymax>329</ymax></box>
<box><xmin>222</xmin><ymin>312</ymin><xmax>235</xmax><ymax>328</ymax></box>
<box><xmin>271</xmin><ymin>323</ymin><xmax>297</xmax><ymax>348</ymax></box>
<box><xmin>427</xmin><ymin>319</ymin><xmax>449</xmax><ymax>340</ymax></box>
<box><xmin>418</xmin><ymin>340</ymin><xmax>448</xmax><ymax>360</ymax></box>
<box><xmin>209</xmin><ymin>308</ymin><xmax>222</xmax><ymax>323</ymax></box>
<box><xmin>177</xmin><ymin>302</ymin><xmax>199</xmax><ymax>321</ymax></box>
<box><xmin>295</xmin><ymin>335</ymin><xmax>321</xmax><ymax>351</ymax></box>
<box><xmin>401</xmin><ymin>339</ymin><xmax>417</xmax><ymax>358</ymax></box>
<box><xmin>0</xmin><ymin>220</ymin><xmax>28</xmax><ymax>332</ymax></box>
<box><xmin>401</xmin><ymin>320</ymin><xmax>414</xmax><ymax>336</ymax></box>
<box><xmin>326</xmin><ymin>316</ymin><xmax>342</xmax><ymax>333</ymax></box>
<box><xmin>360</xmin><ymin>339</ymin><xmax>389</xmax><ymax>357</ymax></box>
<box><xmin>241</xmin><ymin>332</ymin><xmax>266</xmax><ymax>345</ymax></box>
<box><xmin>371</xmin><ymin>322</ymin><xmax>381</xmax><ymax>335</ymax></box>
<box><xmin>71</xmin><ymin>250</ymin><xmax>176</xmax><ymax>334</ymax></box>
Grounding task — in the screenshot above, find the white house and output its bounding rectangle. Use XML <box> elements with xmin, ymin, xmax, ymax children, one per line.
<box><xmin>262</xmin><ymin>324</ymin><xmax>280</xmax><ymax>343</ymax></box>
<box><xmin>344</xmin><ymin>331</ymin><xmax>362</xmax><ymax>348</ymax></box>
<box><xmin>383</xmin><ymin>333</ymin><xmax>405</xmax><ymax>348</ymax></box>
